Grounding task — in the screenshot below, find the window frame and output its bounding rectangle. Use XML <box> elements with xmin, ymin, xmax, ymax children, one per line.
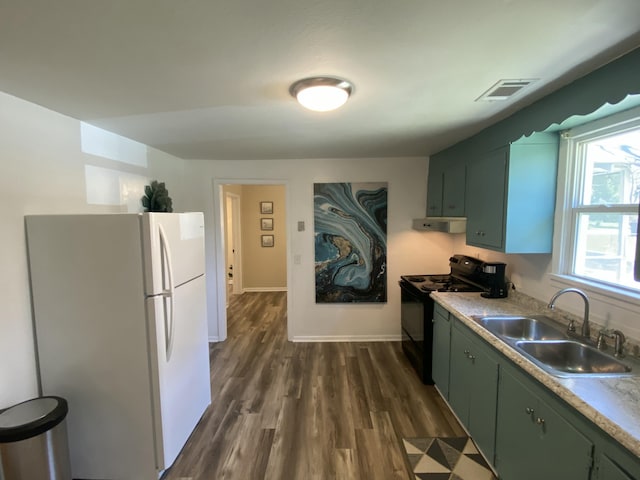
<box><xmin>551</xmin><ymin>105</ymin><xmax>640</xmax><ymax>304</ymax></box>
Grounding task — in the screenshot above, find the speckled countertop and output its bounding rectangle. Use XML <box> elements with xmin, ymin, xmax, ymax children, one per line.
<box><xmin>431</xmin><ymin>290</ymin><xmax>640</xmax><ymax>458</ymax></box>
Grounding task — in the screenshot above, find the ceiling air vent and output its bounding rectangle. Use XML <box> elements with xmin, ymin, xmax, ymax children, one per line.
<box><xmin>475</xmin><ymin>79</ymin><xmax>538</xmax><ymax>102</ymax></box>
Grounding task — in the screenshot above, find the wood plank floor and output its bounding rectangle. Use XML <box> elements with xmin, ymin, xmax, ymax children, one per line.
<box><xmin>162</xmin><ymin>291</ymin><xmax>464</xmax><ymax>480</ymax></box>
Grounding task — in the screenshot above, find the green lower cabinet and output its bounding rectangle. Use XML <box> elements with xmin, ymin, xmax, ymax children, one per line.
<box><xmin>593</xmin><ymin>439</ymin><xmax>640</xmax><ymax>480</ymax></box>
<box><xmin>437</xmin><ymin>305</ymin><xmax>640</xmax><ymax>480</ymax></box>
<box><xmin>598</xmin><ymin>454</ymin><xmax>636</xmax><ymax>480</ymax></box>
<box><xmin>432</xmin><ymin>305</ymin><xmax>451</xmax><ymax>398</ymax></box>
<box><xmin>448</xmin><ymin>321</ymin><xmax>499</xmax><ymax>463</ymax></box>
<box><xmin>495</xmin><ymin>366</ymin><xmax>593</xmax><ymax>480</ymax></box>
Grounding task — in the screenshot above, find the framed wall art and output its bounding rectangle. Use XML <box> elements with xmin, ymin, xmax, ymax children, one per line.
<box><xmin>260</xmin><ymin>201</ymin><xmax>273</xmax><ymax>214</ymax></box>
<box><xmin>261</xmin><ymin>218</ymin><xmax>274</xmax><ymax>231</ymax></box>
<box><xmin>261</xmin><ymin>234</ymin><xmax>274</xmax><ymax>247</ymax></box>
<box><xmin>314</xmin><ymin>182</ymin><xmax>388</xmax><ymax>303</ymax></box>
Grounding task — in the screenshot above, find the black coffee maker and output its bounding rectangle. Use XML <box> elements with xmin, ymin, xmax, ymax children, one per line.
<box><xmin>479</xmin><ymin>262</ymin><xmax>508</xmax><ymax>298</ymax></box>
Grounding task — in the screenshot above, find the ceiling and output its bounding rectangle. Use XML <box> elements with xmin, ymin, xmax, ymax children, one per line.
<box><xmin>1</xmin><ymin>0</ymin><xmax>640</xmax><ymax>161</ymax></box>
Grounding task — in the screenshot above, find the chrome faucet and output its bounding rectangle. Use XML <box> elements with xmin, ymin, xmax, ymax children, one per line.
<box><xmin>548</xmin><ymin>288</ymin><xmax>591</xmax><ymax>338</ymax></box>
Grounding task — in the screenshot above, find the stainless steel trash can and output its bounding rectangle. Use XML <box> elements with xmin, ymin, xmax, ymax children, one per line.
<box><xmin>0</xmin><ymin>396</ymin><xmax>71</xmax><ymax>480</ymax></box>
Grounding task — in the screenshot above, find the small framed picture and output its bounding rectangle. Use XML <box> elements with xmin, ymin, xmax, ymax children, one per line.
<box><xmin>260</xmin><ymin>201</ymin><xmax>273</xmax><ymax>214</ymax></box>
<box><xmin>261</xmin><ymin>235</ymin><xmax>274</xmax><ymax>247</ymax></box>
<box><xmin>261</xmin><ymin>218</ymin><xmax>274</xmax><ymax>231</ymax></box>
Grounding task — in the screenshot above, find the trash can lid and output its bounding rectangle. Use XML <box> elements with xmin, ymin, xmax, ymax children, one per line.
<box><xmin>0</xmin><ymin>396</ymin><xmax>68</xmax><ymax>443</ymax></box>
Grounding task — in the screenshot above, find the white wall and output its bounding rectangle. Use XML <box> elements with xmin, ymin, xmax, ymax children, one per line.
<box><xmin>184</xmin><ymin>158</ymin><xmax>456</xmax><ymax>342</ymax></box>
<box><xmin>0</xmin><ymin>92</ymin><xmax>186</xmax><ymax>408</ymax></box>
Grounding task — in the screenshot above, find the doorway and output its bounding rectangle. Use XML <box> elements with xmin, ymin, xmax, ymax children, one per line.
<box><xmin>215</xmin><ymin>181</ymin><xmax>290</xmax><ymax>341</ymax></box>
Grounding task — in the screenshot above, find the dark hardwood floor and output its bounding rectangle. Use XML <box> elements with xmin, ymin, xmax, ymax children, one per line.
<box><xmin>162</xmin><ymin>291</ymin><xmax>463</xmax><ymax>480</ymax></box>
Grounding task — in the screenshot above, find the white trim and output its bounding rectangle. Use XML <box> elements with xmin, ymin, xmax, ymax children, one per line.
<box><xmin>242</xmin><ymin>287</ymin><xmax>288</xmax><ymax>292</ymax></box>
<box><xmin>553</xmin><ymin>104</ymin><xmax>640</xmax><ymax>292</ymax></box>
<box><xmin>225</xmin><ymin>191</ymin><xmax>242</xmax><ymax>295</ymax></box>
<box><xmin>291</xmin><ymin>335</ymin><xmax>402</xmax><ymax>342</ymax></box>
<box><xmin>565</xmin><ymin>105</ymin><xmax>640</xmax><ymax>140</ymax></box>
<box><xmin>208</xmin><ymin>336</ymin><xmax>220</xmax><ymax>343</ymax></box>
<box><xmin>549</xmin><ymin>273</ymin><xmax>640</xmax><ymax>313</ymax></box>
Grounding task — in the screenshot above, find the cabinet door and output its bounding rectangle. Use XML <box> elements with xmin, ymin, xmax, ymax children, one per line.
<box><xmin>598</xmin><ymin>455</ymin><xmax>637</xmax><ymax>480</ymax></box>
<box><xmin>536</xmin><ymin>399</ymin><xmax>593</xmax><ymax>479</ymax></box>
<box><xmin>427</xmin><ymin>162</ymin><xmax>444</xmax><ymax>216</ymax></box>
<box><xmin>432</xmin><ymin>307</ymin><xmax>451</xmax><ymax>398</ymax></box>
<box><xmin>466</xmin><ymin>147</ymin><xmax>507</xmax><ymax>250</ymax></box>
<box><xmin>495</xmin><ymin>367</ymin><xmax>592</xmax><ymax>480</ymax></box>
<box><xmin>448</xmin><ymin>324</ymin><xmax>471</xmax><ymax>426</ymax></box>
<box><xmin>467</xmin><ymin>341</ymin><xmax>498</xmax><ymax>464</ymax></box>
<box><xmin>448</xmin><ymin>321</ymin><xmax>499</xmax><ymax>462</ymax></box>
<box><xmin>442</xmin><ymin>161</ymin><xmax>466</xmax><ymax>216</ymax></box>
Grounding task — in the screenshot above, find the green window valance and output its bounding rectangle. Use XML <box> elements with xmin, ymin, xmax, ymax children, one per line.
<box><xmin>435</xmin><ymin>47</ymin><xmax>640</xmax><ymax>158</ymax></box>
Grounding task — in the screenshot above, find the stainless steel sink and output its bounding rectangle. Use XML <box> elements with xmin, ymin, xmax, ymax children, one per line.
<box><xmin>472</xmin><ymin>314</ymin><xmax>633</xmax><ymax>377</ymax></box>
<box><xmin>477</xmin><ymin>315</ymin><xmax>566</xmax><ymax>341</ymax></box>
<box><xmin>515</xmin><ymin>340</ymin><xmax>632</xmax><ymax>376</ymax></box>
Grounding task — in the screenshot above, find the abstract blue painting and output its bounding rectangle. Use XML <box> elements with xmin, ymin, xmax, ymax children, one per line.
<box><xmin>314</xmin><ymin>182</ymin><xmax>387</xmax><ymax>303</ymax></box>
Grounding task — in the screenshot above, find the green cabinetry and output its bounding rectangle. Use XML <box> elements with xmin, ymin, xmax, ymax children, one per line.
<box><xmin>427</xmin><ymin>156</ymin><xmax>466</xmax><ymax>217</ymax></box>
<box><xmin>495</xmin><ymin>365</ymin><xmax>593</xmax><ymax>480</ymax></box>
<box><xmin>433</xmin><ymin>301</ymin><xmax>640</xmax><ymax>480</ymax></box>
<box><xmin>427</xmin><ymin>160</ymin><xmax>444</xmax><ymax>216</ymax></box>
<box><xmin>599</xmin><ymin>455</ymin><xmax>637</xmax><ymax>480</ymax></box>
<box><xmin>432</xmin><ymin>304</ymin><xmax>451</xmax><ymax>398</ymax></box>
<box><xmin>465</xmin><ymin>132</ymin><xmax>558</xmax><ymax>253</ymax></box>
<box><xmin>448</xmin><ymin>319</ymin><xmax>499</xmax><ymax>463</ymax></box>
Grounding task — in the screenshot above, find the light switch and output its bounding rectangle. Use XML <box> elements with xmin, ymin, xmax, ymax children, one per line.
<box><xmin>297</xmin><ymin>221</ymin><xmax>305</xmax><ymax>232</ymax></box>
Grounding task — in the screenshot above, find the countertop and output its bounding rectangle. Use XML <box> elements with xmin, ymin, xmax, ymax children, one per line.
<box><xmin>431</xmin><ymin>290</ymin><xmax>640</xmax><ymax>458</ymax></box>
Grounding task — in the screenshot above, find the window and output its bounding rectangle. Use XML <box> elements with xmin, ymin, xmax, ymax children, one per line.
<box><xmin>560</xmin><ymin>108</ymin><xmax>640</xmax><ymax>292</ymax></box>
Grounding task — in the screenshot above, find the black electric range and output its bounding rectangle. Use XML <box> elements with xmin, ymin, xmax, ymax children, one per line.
<box><xmin>399</xmin><ymin>254</ymin><xmax>507</xmax><ymax>384</ymax></box>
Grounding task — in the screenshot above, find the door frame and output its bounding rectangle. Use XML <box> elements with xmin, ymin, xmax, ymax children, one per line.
<box><xmin>224</xmin><ymin>191</ymin><xmax>242</xmax><ymax>295</ymax></box>
<box><xmin>212</xmin><ymin>178</ymin><xmax>291</xmax><ymax>342</ymax></box>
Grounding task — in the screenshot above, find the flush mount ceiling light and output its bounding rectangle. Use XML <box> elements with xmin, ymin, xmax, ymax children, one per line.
<box><xmin>289</xmin><ymin>76</ymin><xmax>354</xmax><ymax>112</ymax></box>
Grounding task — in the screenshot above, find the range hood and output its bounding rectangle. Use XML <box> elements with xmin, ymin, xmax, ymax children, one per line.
<box><xmin>412</xmin><ymin>217</ymin><xmax>466</xmax><ymax>234</ymax></box>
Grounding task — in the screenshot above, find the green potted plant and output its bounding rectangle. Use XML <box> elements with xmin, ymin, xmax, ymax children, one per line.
<box><xmin>141</xmin><ymin>180</ymin><xmax>173</xmax><ymax>212</ymax></box>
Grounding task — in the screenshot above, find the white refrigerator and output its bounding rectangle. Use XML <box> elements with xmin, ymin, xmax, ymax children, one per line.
<box><xmin>26</xmin><ymin>212</ymin><xmax>211</xmax><ymax>479</ymax></box>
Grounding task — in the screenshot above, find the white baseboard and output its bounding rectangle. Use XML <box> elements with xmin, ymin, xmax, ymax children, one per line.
<box><xmin>208</xmin><ymin>336</ymin><xmax>220</xmax><ymax>343</ymax></box>
<box><xmin>242</xmin><ymin>287</ymin><xmax>288</xmax><ymax>292</ymax></box>
<box><xmin>291</xmin><ymin>334</ymin><xmax>402</xmax><ymax>342</ymax></box>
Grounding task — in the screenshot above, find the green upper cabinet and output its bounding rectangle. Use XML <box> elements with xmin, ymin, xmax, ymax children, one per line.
<box><xmin>427</xmin><ymin>155</ymin><xmax>466</xmax><ymax>217</ymax></box>
<box><xmin>465</xmin><ymin>132</ymin><xmax>559</xmax><ymax>253</ymax></box>
<box><xmin>426</xmin><ymin>159</ymin><xmax>444</xmax><ymax>216</ymax></box>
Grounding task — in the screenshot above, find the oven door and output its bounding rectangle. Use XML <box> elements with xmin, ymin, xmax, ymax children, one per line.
<box><xmin>401</xmin><ymin>285</ymin><xmax>425</xmax><ymax>346</ymax></box>
<box><xmin>400</xmin><ymin>281</ymin><xmax>434</xmax><ymax>383</ymax></box>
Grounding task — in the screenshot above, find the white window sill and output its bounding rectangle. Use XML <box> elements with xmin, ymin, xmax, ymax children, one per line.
<box><xmin>548</xmin><ymin>273</ymin><xmax>640</xmax><ymax>310</ymax></box>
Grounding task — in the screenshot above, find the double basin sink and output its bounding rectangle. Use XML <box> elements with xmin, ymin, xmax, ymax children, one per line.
<box><xmin>472</xmin><ymin>315</ymin><xmax>632</xmax><ymax>377</ymax></box>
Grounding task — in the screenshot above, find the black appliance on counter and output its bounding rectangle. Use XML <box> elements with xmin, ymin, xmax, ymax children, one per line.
<box><xmin>399</xmin><ymin>254</ymin><xmax>507</xmax><ymax>384</ymax></box>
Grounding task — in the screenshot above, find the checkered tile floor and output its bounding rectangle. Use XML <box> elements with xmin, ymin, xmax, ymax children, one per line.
<box><xmin>402</xmin><ymin>436</ymin><xmax>497</xmax><ymax>480</ymax></box>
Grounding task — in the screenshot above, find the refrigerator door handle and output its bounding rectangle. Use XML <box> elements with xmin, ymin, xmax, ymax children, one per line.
<box><xmin>159</xmin><ymin>224</ymin><xmax>176</xmax><ymax>362</ymax></box>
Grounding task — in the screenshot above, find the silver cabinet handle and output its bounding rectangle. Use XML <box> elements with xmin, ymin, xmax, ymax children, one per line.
<box><xmin>525</xmin><ymin>407</ymin><xmax>534</xmax><ymax>415</ymax></box>
<box><xmin>536</xmin><ymin>417</ymin><xmax>545</xmax><ymax>426</ymax></box>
